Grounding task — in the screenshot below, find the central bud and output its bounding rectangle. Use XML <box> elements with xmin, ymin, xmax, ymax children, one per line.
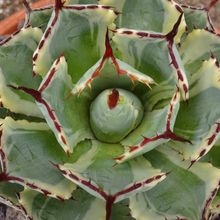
<box><xmin>90</xmin><ymin>88</ymin><xmax>144</xmax><ymax>143</ymax></box>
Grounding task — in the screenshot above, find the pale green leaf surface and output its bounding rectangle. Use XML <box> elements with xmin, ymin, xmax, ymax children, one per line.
<box><xmin>173</xmin><ymin>58</ymin><xmax>220</xmax><ymax>161</ymax></box>
<box><xmin>33</xmin><ymin>6</ymin><xmax>116</xmax><ymax>82</ymax></box>
<box><xmin>0</xmin><ymin>181</ymin><xmax>29</xmax><ymax>218</ymax></box>
<box><xmin>29</xmin><ymin>7</ymin><xmax>53</xmax><ymax>32</ymax></box>
<box><xmin>37</xmin><ymin>56</ymin><xmax>93</xmax><ymax>153</ymax></box>
<box><xmin>201</xmin><ymin>144</ymin><xmax>220</xmax><ymax>168</ymax></box>
<box><xmin>112</xmin><ymin>31</ymin><xmax>189</xmax><ymax>100</ymax></box>
<box><xmin>0</xmin><ymin>181</ymin><xmax>23</xmax><ymax>207</ymax></box>
<box><xmin>0</xmin><ymin>27</ymin><xmax>43</xmax><ymax>117</ymax></box>
<box><xmin>20</xmin><ymin>188</ymin><xmax>135</xmax><ymax>220</ymax></box>
<box><xmin>100</xmin><ymin>0</ymin><xmax>185</xmax><ymax>41</ymax></box>
<box><xmin>115</xmin><ymin>88</ymin><xmax>181</xmax><ymax>163</ymax></box>
<box><xmin>20</xmin><ymin>188</ymin><xmax>106</xmax><ymax>220</ymax></box>
<box><xmin>130</xmin><ymin>148</ymin><xmax>220</xmax><ymax>220</ymax></box>
<box><xmin>130</xmin><ymin>193</ymin><xmax>187</xmax><ymax>220</ymax></box>
<box><xmin>71</xmin><ymin>57</ymin><xmax>154</xmax><ymax>99</ymax></box>
<box><xmin>180</xmin><ymin>29</ymin><xmax>220</xmax><ymax>74</ymax></box>
<box><xmin>29</xmin><ymin>0</ymin><xmax>100</xmax><ymax>32</ymax></box>
<box><xmin>58</xmin><ymin>140</ymin><xmax>166</xmax><ymax>202</ymax></box>
<box><xmin>182</xmin><ymin>7</ymin><xmax>213</xmax><ymax>32</ymax></box>
<box><xmin>1</xmin><ymin>117</ymin><xmax>76</xmax><ymax>199</ymax></box>
<box><xmin>208</xmin><ymin>194</ymin><xmax>220</xmax><ymax>219</ymax></box>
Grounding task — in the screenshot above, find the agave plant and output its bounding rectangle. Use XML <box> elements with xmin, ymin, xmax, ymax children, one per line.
<box><xmin>0</xmin><ymin>0</ymin><xmax>220</xmax><ymax>219</ymax></box>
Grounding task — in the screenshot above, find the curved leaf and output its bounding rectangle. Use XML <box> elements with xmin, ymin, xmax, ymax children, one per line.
<box><xmin>33</xmin><ymin>4</ymin><xmax>116</xmax><ymax>82</ymax></box>
<box><xmin>20</xmin><ymin>188</ymin><xmax>106</xmax><ymax>220</ymax></box>
<box><xmin>129</xmin><ymin>148</ymin><xmax>220</xmax><ymax>220</ymax></box>
<box><xmin>56</xmin><ymin>140</ymin><xmax>167</xmax><ymax>209</ymax></box>
<box><xmin>0</xmin><ymin>117</ymin><xmax>76</xmax><ymax>199</ymax></box>
<box><xmin>29</xmin><ymin>6</ymin><xmax>53</xmax><ymax>32</ymax></box>
<box><xmin>116</xmin><ymin>88</ymin><xmax>187</xmax><ymax>163</ymax></box>
<box><xmin>32</xmin><ymin>56</ymin><xmax>93</xmax><ymax>154</ymax></box>
<box><xmin>181</xmin><ymin>5</ymin><xmax>214</xmax><ymax>32</ymax></box>
<box><xmin>172</xmin><ymin>58</ymin><xmax>220</xmax><ymax>165</ymax></box>
<box><xmin>112</xmin><ymin>23</ymin><xmax>189</xmax><ymax>100</ymax></box>
<box><xmin>0</xmin><ymin>27</ymin><xmax>43</xmax><ymax>117</ymax></box>
<box><xmin>20</xmin><ymin>188</ymin><xmax>135</xmax><ymax>220</ymax></box>
<box><xmin>100</xmin><ymin>0</ymin><xmax>186</xmax><ymax>42</ymax></box>
<box><xmin>180</xmin><ymin>29</ymin><xmax>220</xmax><ymax>74</ymax></box>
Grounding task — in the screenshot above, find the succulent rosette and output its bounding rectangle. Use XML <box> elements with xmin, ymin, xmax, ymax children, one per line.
<box><xmin>0</xmin><ymin>0</ymin><xmax>220</xmax><ymax>219</ymax></box>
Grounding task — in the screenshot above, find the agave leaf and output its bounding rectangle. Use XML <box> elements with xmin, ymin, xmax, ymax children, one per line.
<box><xmin>69</xmin><ymin>36</ymin><xmax>186</xmax><ymax>164</ymax></box>
<box><xmin>20</xmin><ymin>188</ymin><xmax>135</xmax><ymax>220</ymax></box>
<box><xmin>201</xmin><ymin>143</ymin><xmax>220</xmax><ymax>169</ymax></box>
<box><xmin>181</xmin><ymin>5</ymin><xmax>214</xmax><ymax>32</ymax></box>
<box><xmin>0</xmin><ymin>117</ymin><xmax>76</xmax><ymax>199</ymax></box>
<box><xmin>11</xmin><ymin>53</ymin><xmax>153</xmax><ymax>155</ymax></box>
<box><xmin>0</xmin><ymin>181</ymin><xmax>32</xmax><ymax>219</ymax></box>
<box><xmin>0</xmin><ymin>26</ymin><xmax>43</xmax><ymax>117</ymax></box>
<box><xmin>172</xmin><ymin>58</ymin><xmax>220</xmax><ymax>166</ymax></box>
<box><xmin>28</xmin><ymin>0</ymin><xmax>99</xmax><ymax>32</ymax></box>
<box><xmin>33</xmin><ymin>4</ymin><xmax>116</xmax><ymax>82</ymax></box>
<box><xmin>0</xmin><ymin>107</ymin><xmax>44</xmax><ymax>122</ymax></box>
<box><xmin>100</xmin><ymin>0</ymin><xmax>185</xmax><ymax>42</ymax></box>
<box><xmin>208</xmin><ymin>193</ymin><xmax>220</xmax><ymax>219</ymax></box>
<box><xmin>15</xmin><ymin>39</ymin><xmax>156</xmax><ymax>154</ymax></box>
<box><xmin>71</xmin><ymin>52</ymin><xmax>154</xmax><ymax>96</ymax></box>
<box><xmin>20</xmin><ymin>188</ymin><xmax>106</xmax><ymax>220</ymax></box>
<box><xmin>180</xmin><ymin>29</ymin><xmax>220</xmax><ymax>74</ymax></box>
<box><xmin>115</xmin><ymin>88</ymin><xmax>186</xmax><ymax>163</ymax></box>
<box><xmin>130</xmin><ymin>193</ymin><xmax>187</xmax><ymax>220</ymax></box>
<box><xmin>112</xmin><ymin>23</ymin><xmax>189</xmax><ymax>101</ymax></box>
<box><xmin>111</xmin><ymin>200</ymin><xmax>135</xmax><ymax>220</ymax></box>
<box><xmin>29</xmin><ymin>6</ymin><xmax>53</xmax><ymax>32</ymax></box>
<box><xmin>27</xmin><ymin>56</ymin><xmax>93</xmax><ymax>154</ymax></box>
<box><xmin>56</xmin><ymin>140</ymin><xmax>167</xmax><ymax>207</ymax></box>
<box><xmin>129</xmin><ymin>148</ymin><xmax>220</xmax><ymax>220</ymax></box>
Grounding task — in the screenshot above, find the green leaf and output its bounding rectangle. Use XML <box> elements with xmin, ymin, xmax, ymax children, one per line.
<box><xmin>111</xmin><ymin>200</ymin><xmax>135</xmax><ymax>220</ymax></box>
<box><xmin>20</xmin><ymin>188</ymin><xmax>135</xmax><ymax>220</ymax></box>
<box><xmin>0</xmin><ymin>27</ymin><xmax>43</xmax><ymax>117</ymax></box>
<box><xmin>172</xmin><ymin>58</ymin><xmax>220</xmax><ymax>165</ymax></box>
<box><xmin>33</xmin><ymin>5</ymin><xmax>116</xmax><ymax>83</ymax></box>
<box><xmin>116</xmin><ymin>88</ymin><xmax>185</xmax><ymax>163</ymax></box>
<box><xmin>0</xmin><ymin>107</ymin><xmax>45</xmax><ymax>122</ymax></box>
<box><xmin>0</xmin><ymin>166</ymin><xmax>29</xmax><ymax>218</ymax></box>
<box><xmin>100</xmin><ymin>0</ymin><xmax>186</xmax><ymax>42</ymax></box>
<box><xmin>129</xmin><ymin>148</ymin><xmax>220</xmax><ymax>220</ymax></box>
<box><xmin>201</xmin><ymin>144</ymin><xmax>220</xmax><ymax>169</ymax></box>
<box><xmin>29</xmin><ymin>7</ymin><xmax>53</xmax><ymax>32</ymax></box>
<box><xmin>20</xmin><ymin>188</ymin><xmax>106</xmax><ymax>220</ymax></box>
<box><xmin>57</xmin><ymin>140</ymin><xmax>167</xmax><ymax>203</ymax></box>
<box><xmin>29</xmin><ymin>0</ymin><xmax>100</xmax><ymax>32</ymax></box>
<box><xmin>208</xmin><ymin>193</ymin><xmax>220</xmax><ymax>219</ymax></box>
<box><xmin>182</xmin><ymin>6</ymin><xmax>214</xmax><ymax>32</ymax></box>
<box><xmin>112</xmin><ymin>26</ymin><xmax>189</xmax><ymax>100</ymax></box>
<box><xmin>34</xmin><ymin>56</ymin><xmax>93</xmax><ymax>154</ymax></box>
<box><xmin>0</xmin><ymin>117</ymin><xmax>76</xmax><ymax>199</ymax></box>
<box><xmin>180</xmin><ymin>29</ymin><xmax>220</xmax><ymax>74</ymax></box>
<box><xmin>71</xmin><ymin>55</ymin><xmax>154</xmax><ymax>97</ymax></box>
